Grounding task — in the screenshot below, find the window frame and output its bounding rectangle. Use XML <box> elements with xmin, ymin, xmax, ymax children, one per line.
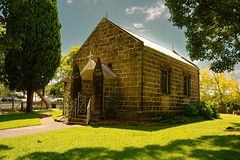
<box><xmin>184</xmin><ymin>75</ymin><xmax>191</xmax><ymax>97</ymax></box>
<box><xmin>161</xmin><ymin>68</ymin><xmax>171</xmax><ymax>94</ymax></box>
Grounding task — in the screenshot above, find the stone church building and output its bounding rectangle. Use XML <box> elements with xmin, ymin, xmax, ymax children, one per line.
<box><xmin>70</xmin><ymin>18</ymin><xmax>199</xmax><ymax>122</ymax></box>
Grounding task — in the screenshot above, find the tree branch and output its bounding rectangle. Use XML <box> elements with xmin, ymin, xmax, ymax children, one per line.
<box><xmin>199</xmin><ymin>0</ymin><xmax>217</xmax><ymax>12</ymax></box>
<box><xmin>36</xmin><ymin>90</ymin><xmax>49</xmax><ymax>108</ymax></box>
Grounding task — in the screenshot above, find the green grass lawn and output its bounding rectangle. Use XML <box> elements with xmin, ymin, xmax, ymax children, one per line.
<box><xmin>40</xmin><ymin>110</ymin><xmax>63</xmax><ymax>118</ymax></box>
<box><xmin>0</xmin><ymin>112</ymin><xmax>41</xmax><ymax>130</ymax></box>
<box><xmin>0</xmin><ymin>114</ymin><xmax>239</xmax><ymax>160</ymax></box>
<box><xmin>0</xmin><ymin>110</ymin><xmax>63</xmax><ymax>130</ymax></box>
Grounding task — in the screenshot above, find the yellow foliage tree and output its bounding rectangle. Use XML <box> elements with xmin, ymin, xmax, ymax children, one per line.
<box><xmin>200</xmin><ymin>66</ymin><xmax>240</xmax><ymax>113</ymax></box>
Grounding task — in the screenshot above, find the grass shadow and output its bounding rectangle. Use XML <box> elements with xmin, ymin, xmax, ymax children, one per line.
<box><xmin>91</xmin><ymin>119</ymin><xmax>210</xmax><ymax>132</ymax></box>
<box><xmin>16</xmin><ymin>135</ymin><xmax>240</xmax><ymax>160</ymax></box>
<box><xmin>0</xmin><ymin>112</ymin><xmax>39</xmax><ymax>123</ymax></box>
<box><xmin>0</xmin><ymin>144</ymin><xmax>13</xmax><ymax>160</ymax></box>
<box><xmin>91</xmin><ymin>124</ymin><xmax>181</xmax><ymax>132</ymax></box>
<box><xmin>231</xmin><ymin>123</ymin><xmax>240</xmax><ymax>128</ymax></box>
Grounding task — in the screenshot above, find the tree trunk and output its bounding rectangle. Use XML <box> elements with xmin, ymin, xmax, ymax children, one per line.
<box><xmin>26</xmin><ymin>89</ymin><xmax>33</xmax><ymax>113</ymax></box>
<box><xmin>36</xmin><ymin>90</ymin><xmax>49</xmax><ymax>109</ymax></box>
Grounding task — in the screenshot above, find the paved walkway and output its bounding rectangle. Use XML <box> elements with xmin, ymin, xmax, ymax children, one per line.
<box><xmin>0</xmin><ymin>114</ymin><xmax>82</xmax><ymax>139</ymax></box>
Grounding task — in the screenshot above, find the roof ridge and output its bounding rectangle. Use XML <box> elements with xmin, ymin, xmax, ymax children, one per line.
<box><xmin>122</xmin><ymin>27</ymin><xmax>175</xmax><ymax>55</ymax></box>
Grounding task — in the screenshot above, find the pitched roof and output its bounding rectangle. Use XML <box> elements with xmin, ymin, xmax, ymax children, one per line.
<box><xmin>60</xmin><ymin>76</ymin><xmax>71</xmax><ymax>83</ymax></box>
<box><xmin>122</xmin><ymin>28</ymin><xmax>198</xmax><ymax>69</ymax></box>
<box><xmin>80</xmin><ymin>60</ymin><xmax>117</xmax><ymax>80</ymax></box>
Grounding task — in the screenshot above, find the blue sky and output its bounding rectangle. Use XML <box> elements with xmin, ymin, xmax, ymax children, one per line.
<box><xmin>57</xmin><ymin>0</ymin><xmax>202</xmax><ymax>65</ymax></box>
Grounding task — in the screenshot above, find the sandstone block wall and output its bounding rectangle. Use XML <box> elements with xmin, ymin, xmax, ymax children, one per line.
<box><xmin>141</xmin><ymin>49</ymin><xmax>199</xmax><ymax>117</ymax></box>
<box><xmin>75</xmin><ymin>18</ymin><xmax>143</xmax><ymax>113</ymax></box>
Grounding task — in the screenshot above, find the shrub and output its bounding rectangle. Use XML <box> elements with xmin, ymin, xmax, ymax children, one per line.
<box><xmin>154</xmin><ymin>115</ymin><xmax>205</xmax><ymax>124</ymax></box>
<box><xmin>233</xmin><ymin>103</ymin><xmax>240</xmax><ymax>110</ymax></box>
<box><xmin>235</xmin><ymin>110</ymin><xmax>240</xmax><ymax>115</ymax></box>
<box><xmin>184</xmin><ymin>102</ymin><xmax>220</xmax><ymax>120</ymax></box>
<box><xmin>203</xmin><ymin>105</ymin><xmax>214</xmax><ymax>119</ymax></box>
<box><xmin>206</xmin><ymin>102</ymin><xmax>220</xmax><ymax>119</ymax></box>
<box><xmin>184</xmin><ymin>104</ymin><xmax>198</xmax><ymax>117</ymax></box>
<box><xmin>106</xmin><ymin>87</ymin><xmax>123</xmax><ymax>119</ymax></box>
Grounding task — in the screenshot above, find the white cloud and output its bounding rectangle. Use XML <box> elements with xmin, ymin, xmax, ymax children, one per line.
<box><xmin>145</xmin><ymin>1</ymin><xmax>166</xmax><ymax>21</ymax></box>
<box><xmin>68</xmin><ymin>0</ymin><xmax>98</xmax><ymax>5</ymax></box>
<box><xmin>67</xmin><ymin>0</ymin><xmax>73</xmax><ymax>4</ymax></box>
<box><xmin>193</xmin><ymin>60</ymin><xmax>200</xmax><ymax>65</ymax></box>
<box><xmin>125</xmin><ymin>1</ymin><xmax>169</xmax><ymax>21</ymax></box>
<box><xmin>163</xmin><ymin>12</ymin><xmax>171</xmax><ymax>19</ymax></box>
<box><xmin>133</xmin><ymin>23</ymin><xmax>144</xmax><ymax>28</ymax></box>
<box><xmin>125</xmin><ymin>7</ymin><xmax>145</xmax><ymax>15</ymax></box>
<box><xmin>139</xmin><ymin>29</ymin><xmax>149</xmax><ymax>33</ymax></box>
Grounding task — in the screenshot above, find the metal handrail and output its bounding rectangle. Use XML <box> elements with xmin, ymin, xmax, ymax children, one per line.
<box><xmin>68</xmin><ymin>93</ymin><xmax>87</xmax><ymax>119</ymax></box>
<box><xmin>86</xmin><ymin>99</ymin><xmax>91</xmax><ymax>125</ymax></box>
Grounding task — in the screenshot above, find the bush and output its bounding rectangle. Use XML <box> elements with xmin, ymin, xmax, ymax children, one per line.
<box><xmin>184</xmin><ymin>104</ymin><xmax>198</xmax><ymax>117</ymax></box>
<box><xmin>206</xmin><ymin>102</ymin><xmax>220</xmax><ymax>119</ymax></box>
<box><xmin>184</xmin><ymin>102</ymin><xmax>220</xmax><ymax>120</ymax></box>
<box><xmin>235</xmin><ymin>110</ymin><xmax>240</xmax><ymax>115</ymax></box>
<box><xmin>105</xmin><ymin>88</ymin><xmax>123</xmax><ymax>119</ymax></box>
<box><xmin>233</xmin><ymin>103</ymin><xmax>240</xmax><ymax>110</ymax></box>
<box><xmin>154</xmin><ymin>115</ymin><xmax>205</xmax><ymax>124</ymax></box>
<box><xmin>203</xmin><ymin>105</ymin><xmax>214</xmax><ymax>119</ymax></box>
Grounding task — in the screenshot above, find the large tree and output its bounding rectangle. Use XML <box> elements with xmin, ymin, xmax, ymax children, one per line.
<box><xmin>0</xmin><ymin>23</ymin><xmax>6</xmax><ymax>83</ymax></box>
<box><xmin>165</xmin><ymin>0</ymin><xmax>240</xmax><ymax>72</ymax></box>
<box><xmin>200</xmin><ymin>66</ymin><xmax>240</xmax><ymax>113</ymax></box>
<box><xmin>3</xmin><ymin>0</ymin><xmax>61</xmax><ymax>112</ymax></box>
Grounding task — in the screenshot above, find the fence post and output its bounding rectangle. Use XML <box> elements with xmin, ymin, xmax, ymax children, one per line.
<box><xmin>12</xmin><ymin>101</ymin><xmax>14</xmax><ymax>110</ymax></box>
<box><xmin>21</xmin><ymin>102</ymin><xmax>23</xmax><ymax>111</ymax></box>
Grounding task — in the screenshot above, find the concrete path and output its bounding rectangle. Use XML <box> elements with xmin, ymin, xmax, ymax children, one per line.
<box><xmin>0</xmin><ymin>113</ymin><xmax>82</xmax><ymax>139</ymax></box>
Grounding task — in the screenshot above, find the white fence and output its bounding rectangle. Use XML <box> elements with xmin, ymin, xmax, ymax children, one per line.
<box><xmin>0</xmin><ymin>101</ymin><xmax>63</xmax><ymax>111</ymax></box>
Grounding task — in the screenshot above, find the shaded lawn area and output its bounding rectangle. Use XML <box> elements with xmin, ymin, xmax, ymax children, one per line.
<box><xmin>0</xmin><ymin>114</ymin><xmax>240</xmax><ymax>160</ymax></box>
<box><xmin>0</xmin><ymin>112</ymin><xmax>41</xmax><ymax>130</ymax></box>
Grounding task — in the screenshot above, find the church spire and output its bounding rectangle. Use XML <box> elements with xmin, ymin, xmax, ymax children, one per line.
<box><xmin>106</xmin><ymin>10</ymin><xmax>108</xmax><ymax>19</ymax></box>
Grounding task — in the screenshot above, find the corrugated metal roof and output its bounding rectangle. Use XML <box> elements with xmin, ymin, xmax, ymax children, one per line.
<box><xmin>122</xmin><ymin>28</ymin><xmax>198</xmax><ymax>69</ymax></box>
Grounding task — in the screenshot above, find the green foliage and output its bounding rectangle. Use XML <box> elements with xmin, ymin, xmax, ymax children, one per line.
<box><xmin>0</xmin><ymin>23</ymin><xmax>7</xmax><ymax>83</ymax></box>
<box><xmin>155</xmin><ymin>115</ymin><xmax>204</xmax><ymax>124</ymax></box>
<box><xmin>184</xmin><ymin>104</ymin><xmax>198</xmax><ymax>117</ymax></box>
<box><xmin>232</xmin><ymin>103</ymin><xmax>240</xmax><ymax>111</ymax></box>
<box><xmin>0</xmin><ymin>83</ymin><xmax>7</xmax><ymax>97</ymax></box>
<box><xmin>106</xmin><ymin>87</ymin><xmax>123</xmax><ymax>119</ymax></box>
<box><xmin>49</xmin><ymin>82</ymin><xmax>63</xmax><ymax>97</ymax></box>
<box><xmin>4</xmin><ymin>0</ymin><xmax>61</xmax><ymax>91</ymax></box>
<box><xmin>206</xmin><ymin>101</ymin><xmax>220</xmax><ymax>119</ymax></box>
<box><xmin>165</xmin><ymin>0</ymin><xmax>240</xmax><ymax>72</ymax></box>
<box><xmin>0</xmin><ymin>1</ymin><xmax>22</xmax><ymax>53</ymax></box>
<box><xmin>54</xmin><ymin>46</ymin><xmax>80</xmax><ymax>81</ymax></box>
<box><xmin>2</xmin><ymin>0</ymin><xmax>61</xmax><ymax>112</ymax></box>
<box><xmin>184</xmin><ymin>102</ymin><xmax>220</xmax><ymax>120</ymax></box>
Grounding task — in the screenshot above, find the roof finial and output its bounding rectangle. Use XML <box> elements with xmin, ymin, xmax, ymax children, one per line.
<box><xmin>172</xmin><ymin>44</ymin><xmax>174</xmax><ymax>51</ymax></box>
<box><xmin>106</xmin><ymin>10</ymin><xmax>108</xmax><ymax>19</ymax></box>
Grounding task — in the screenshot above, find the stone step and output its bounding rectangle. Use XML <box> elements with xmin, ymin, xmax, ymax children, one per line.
<box><xmin>67</xmin><ymin>121</ymin><xmax>86</xmax><ymax>125</ymax></box>
<box><xmin>77</xmin><ymin>114</ymin><xmax>87</xmax><ymax>119</ymax></box>
<box><xmin>71</xmin><ymin>117</ymin><xmax>87</xmax><ymax>123</ymax></box>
